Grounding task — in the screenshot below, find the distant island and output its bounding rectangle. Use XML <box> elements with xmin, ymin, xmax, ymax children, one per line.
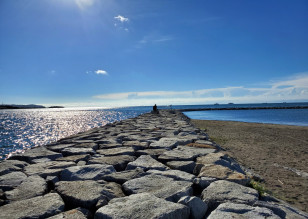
<box><xmin>0</xmin><ymin>104</ymin><xmax>64</xmax><ymax>109</ymax></box>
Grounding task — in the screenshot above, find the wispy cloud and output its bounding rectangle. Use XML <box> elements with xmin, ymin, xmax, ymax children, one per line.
<box><xmin>114</xmin><ymin>15</ymin><xmax>129</xmax><ymax>23</ymax></box>
<box><xmin>136</xmin><ymin>34</ymin><xmax>173</xmax><ymax>48</ymax></box>
<box><xmin>95</xmin><ymin>69</ymin><xmax>108</xmax><ymax>75</ymax></box>
<box><xmin>93</xmin><ymin>73</ymin><xmax>308</xmax><ymax>106</ymax></box>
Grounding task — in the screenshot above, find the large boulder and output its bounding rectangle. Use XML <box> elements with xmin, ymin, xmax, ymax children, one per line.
<box><xmin>8</xmin><ymin>146</ymin><xmax>62</xmax><ymax>163</ymax></box>
<box><xmin>24</xmin><ymin>161</ymin><xmax>75</xmax><ymax>178</ymax></box>
<box><xmin>95</xmin><ymin>193</ymin><xmax>190</xmax><ymax>219</ymax></box>
<box><xmin>0</xmin><ymin>193</ymin><xmax>64</xmax><ymax>219</ymax></box>
<box><xmin>5</xmin><ymin>175</ymin><xmax>47</xmax><ymax>201</ymax></box>
<box><xmin>61</xmin><ymin>147</ymin><xmax>95</xmax><ymax>156</ymax></box>
<box><xmin>55</xmin><ymin>154</ymin><xmax>90</xmax><ymax>163</ymax></box>
<box><xmin>97</xmin><ymin>147</ymin><xmax>135</xmax><ymax>156</ymax></box>
<box><xmin>0</xmin><ymin>160</ymin><xmax>28</xmax><ymax>175</ymax></box>
<box><xmin>122</xmin><ymin>174</ymin><xmax>193</xmax><ymax>202</ymax></box>
<box><xmin>88</xmin><ymin>155</ymin><xmax>136</xmax><ymax>171</ymax></box>
<box><xmin>158</xmin><ymin>146</ymin><xmax>216</xmax><ymax>162</ymax></box>
<box><xmin>178</xmin><ymin>196</ymin><xmax>208</xmax><ymax>219</ymax></box>
<box><xmin>201</xmin><ymin>180</ymin><xmax>259</xmax><ymax>209</ymax></box>
<box><xmin>146</xmin><ymin>169</ymin><xmax>195</xmax><ymax>182</ymax></box>
<box><xmin>0</xmin><ymin>171</ymin><xmax>27</xmax><ymax>191</ymax></box>
<box><xmin>55</xmin><ymin>180</ymin><xmax>123</xmax><ymax>210</ymax></box>
<box><xmin>60</xmin><ymin>164</ymin><xmax>116</xmax><ymax>181</ymax></box>
<box><xmin>48</xmin><ymin>207</ymin><xmax>90</xmax><ymax>219</ymax></box>
<box><xmin>207</xmin><ymin>202</ymin><xmax>280</xmax><ymax>219</ymax></box>
<box><xmin>102</xmin><ymin>168</ymin><xmax>144</xmax><ymax>184</ymax></box>
<box><xmin>126</xmin><ymin>155</ymin><xmax>168</xmax><ymax>171</ymax></box>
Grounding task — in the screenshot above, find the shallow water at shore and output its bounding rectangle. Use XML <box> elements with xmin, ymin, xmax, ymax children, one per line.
<box><xmin>184</xmin><ymin>108</ymin><xmax>308</xmax><ymax>126</ymax></box>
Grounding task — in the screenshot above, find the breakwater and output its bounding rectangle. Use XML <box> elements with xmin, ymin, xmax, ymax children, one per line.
<box><xmin>0</xmin><ymin>110</ymin><xmax>307</xmax><ymax>218</ymax></box>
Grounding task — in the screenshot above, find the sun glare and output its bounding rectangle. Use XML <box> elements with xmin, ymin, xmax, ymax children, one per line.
<box><xmin>75</xmin><ymin>0</ymin><xmax>95</xmax><ymax>10</ymax></box>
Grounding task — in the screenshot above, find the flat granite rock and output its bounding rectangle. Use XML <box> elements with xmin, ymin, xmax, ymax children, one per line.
<box><xmin>55</xmin><ymin>180</ymin><xmax>121</xmax><ymax>209</ymax></box>
<box><xmin>8</xmin><ymin>146</ymin><xmax>63</xmax><ymax>163</ymax></box>
<box><xmin>135</xmin><ymin>148</ymin><xmax>168</xmax><ymax>157</ymax></box>
<box><xmin>126</xmin><ymin>155</ymin><xmax>169</xmax><ymax>171</ymax></box>
<box><xmin>0</xmin><ymin>160</ymin><xmax>28</xmax><ymax>175</ymax></box>
<box><xmin>122</xmin><ymin>174</ymin><xmax>193</xmax><ymax>202</ymax></box>
<box><xmin>207</xmin><ymin>202</ymin><xmax>280</xmax><ymax>219</ymax></box>
<box><xmin>0</xmin><ymin>192</ymin><xmax>64</xmax><ymax>219</ymax></box>
<box><xmin>149</xmin><ymin>138</ymin><xmax>180</xmax><ymax>149</ymax></box>
<box><xmin>88</xmin><ymin>155</ymin><xmax>136</xmax><ymax>171</ymax></box>
<box><xmin>5</xmin><ymin>175</ymin><xmax>47</xmax><ymax>201</ymax></box>
<box><xmin>146</xmin><ymin>169</ymin><xmax>195</xmax><ymax>182</ymax></box>
<box><xmin>102</xmin><ymin>168</ymin><xmax>145</xmax><ymax>184</ymax></box>
<box><xmin>60</xmin><ymin>164</ymin><xmax>116</xmax><ymax>181</ymax></box>
<box><xmin>55</xmin><ymin>154</ymin><xmax>91</xmax><ymax>163</ymax></box>
<box><xmin>0</xmin><ymin>171</ymin><xmax>27</xmax><ymax>191</ymax></box>
<box><xmin>47</xmin><ymin>144</ymin><xmax>76</xmax><ymax>153</ymax></box>
<box><xmin>97</xmin><ymin>147</ymin><xmax>135</xmax><ymax>156</ymax></box>
<box><xmin>122</xmin><ymin>140</ymin><xmax>149</xmax><ymax>150</ymax></box>
<box><xmin>48</xmin><ymin>207</ymin><xmax>90</xmax><ymax>219</ymax></box>
<box><xmin>94</xmin><ymin>193</ymin><xmax>190</xmax><ymax>219</ymax></box>
<box><xmin>24</xmin><ymin>161</ymin><xmax>76</xmax><ymax>178</ymax></box>
<box><xmin>201</xmin><ymin>180</ymin><xmax>259</xmax><ymax>209</ymax></box>
<box><xmin>158</xmin><ymin>146</ymin><xmax>216</xmax><ymax>162</ymax></box>
<box><xmin>61</xmin><ymin>147</ymin><xmax>96</xmax><ymax>156</ymax></box>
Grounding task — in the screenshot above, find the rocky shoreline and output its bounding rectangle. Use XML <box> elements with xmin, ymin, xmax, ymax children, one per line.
<box><xmin>0</xmin><ymin>110</ymin><xmax>307</xmax><ymax>218</ymax></box>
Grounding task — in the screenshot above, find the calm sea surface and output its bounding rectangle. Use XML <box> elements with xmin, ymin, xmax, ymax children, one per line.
<box><xmin>1</xmin><ymin>103</ymin><xmax>307</xmax><ymax>160</ymax></box>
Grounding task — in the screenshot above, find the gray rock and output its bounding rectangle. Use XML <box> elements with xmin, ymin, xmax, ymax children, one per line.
<box><xmin>97</xmin><ymin>147</ymin><xmax>135</xmax><ymax>156</ymax></box>
<box><xmin>60</xmin><ymin>164</ymin><xmax>116</xmax><ymax>181</ymax></box>
<box><xmin>201</xmin><ymin>180</ymin><xmax>259</xmax><ymax>209</ymax></box>
<box><xmin>47</xmin><ymin>144</ymin><xmax>76</xmax><ymax>153</ymax></box>
<box><xmin>8</xmin><ymin>146</ymin><xmax>62</xmax><ymax>163</ymax></box>
<box><xmin>122</xmin><ymin>141</ymin><xmax>149</xmax><ymax>150</ymax></box>
<box><xmin>0</xmin><ymin>160</ymin><xmax>28</xmax><ymax>175</ymax></box>
<box><xmin>5</xmin><ymin>175</ymin><xmax>47</xmax><ymax>201</ymax></box>
<box><xmin>178</xmin><ymin>196</ymin><xmax>208</xmax><ymax>219</ymax></box>
<box><xmin>126</xmin><ymin>155</ymin><xmax>169</xmax><ymax>171</ymax></box>
<box><xmin>95</xmin><ymin>193</ymin><xmax>190</xmax><ymax>219</ymax></box>
<box><xmin>158</xmin><ymin>146</ymin><xmax>216</xmax><ymax>162</ymax></box>
<box><xmin>55</xmin><ymin>180</ymin><xmax>119</xmax><ymax>209</ymax></box>
<box><xmin>0</xmin><ymin>193</ymin><xmax>64</xmax><ymax>219</ymax></box>
<box><xmin>61</xmin><ymin>147</ymin><xmax>95</xmax><ymax>156</ymax></box>
<box><xmin>123</xmin><ymin>174</ymin><xmax>193</xmax><ymax>202</ymax></box>
<box><xmin>135</xmin><ymin>148</ymin><xmax>168</xmax><ymax>157</ymax></box>
<box><xmin>0</xmin><ymin>171</ymin><xmax>27</xmax><ymax>191</ymax></box>
<box><xmin>56</xmin><ymin>154</ymin><xmax>90</xmax><ymax>163</ymax></box>
<box><xmin>48</xmin><ymin>207</ymin><xmax>90</xmax><ymax>219</ymax></box>
<box><xmin>32</xmin><ymin>157</ymin><xmax>52</xmax><ymax>163</ymax></box>
<box><xmin>146</xmin><ymin>169</ymin><xmax>195</xmax><ymax>182</ymax></box>
<box><xmin>75</xmin><ymin>142</ymin><xmax>98</xmax><ymax>150</ymax></box>
<box><xmin>102</xmin><ymin>168</ymin><xmax>145</xmax><ymax>184</ymax></box>
<box><xmin>207</xmin><ymin>202</ymin><xmax>280</xmax><ymax>219</ymax></box>
<box><xmin>88</xmin><ymin>155</ymin><xmax>136</xmax><ymax>171</ymax></box>
<box><xmin>166</xmin><ymin>161</ymin><xmax>196</xmax><ymax>174</ymax></box>
<box><xmin>24</xmin><ymin>161</ymin><xmax>75</xmax><ymax>178</ymax></box>
<box><xmin>149</xmin><ymin>138</ymin><xmax>179</xmax><ymax>149</ymax></box>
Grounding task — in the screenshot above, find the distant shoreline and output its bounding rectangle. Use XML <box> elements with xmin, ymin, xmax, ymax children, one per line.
<box><xmin>179</xmin><ymin>106</ymin><xmax>308</xmax><ymax>112</ymax></box>
<box><xmin>0</xmin><ymin>105</ymin><xmax>64</xmax><ymax>110</ymax></box>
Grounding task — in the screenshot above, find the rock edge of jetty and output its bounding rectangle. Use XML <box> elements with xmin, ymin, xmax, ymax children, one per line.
<box><xmin>0</xmin><ymin>110</ymin><xmax>307</xmax><ymax>219</ymax></box>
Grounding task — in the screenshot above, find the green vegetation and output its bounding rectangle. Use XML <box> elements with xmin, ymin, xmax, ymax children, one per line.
<box><xmin>249</xmin><ymin>180</ymin><xmax>267</xmax><ymax>196</ymax></box>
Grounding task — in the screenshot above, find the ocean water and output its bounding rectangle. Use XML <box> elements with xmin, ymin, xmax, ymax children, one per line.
<box><xmin>0</xmin><ymin>107</ymin><xmax>151</xmax><ymax>160</ymax></box>
<box><xmin>184</xmin><ymin>108</ymin><xmax>308</xmax><ymax>126</ymax></box>
<box><xmin>1</xmin><ymin>103</ymin><xmax>307</xmax><ymax>160</ymax></box>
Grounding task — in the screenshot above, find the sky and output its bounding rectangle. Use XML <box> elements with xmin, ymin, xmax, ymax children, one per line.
<box><xmin>0</xmin><ymin>0</ymin><xmax>308</xmax><ymax>107</ymax></box>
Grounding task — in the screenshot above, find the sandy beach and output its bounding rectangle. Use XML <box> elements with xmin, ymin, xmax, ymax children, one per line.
<box><xmin>191</xmin><ymin>119</ymin><xmax>308</xmax><ymax>212</ymax></box>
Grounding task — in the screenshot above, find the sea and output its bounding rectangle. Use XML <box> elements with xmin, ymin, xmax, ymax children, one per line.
<box><xmin>1</xmin><ymin>102</ymin><xmax>308</xmax><ymax>160</ymax></box>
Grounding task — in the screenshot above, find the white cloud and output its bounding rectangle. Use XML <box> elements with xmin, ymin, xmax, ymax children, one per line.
<box><xmin>95</xmin><ymin>70</ymin><xmax>108</xmax><ymax>75</ymax></box>
<box><xmin>114</xmin><ymin>15</ymin><xmax>129</xmax><ymax>22</ymax></box>
<box><xmin>93</xmin><ymin>73</ymin><xmax>308</xmax><ymax>106</ymax></box>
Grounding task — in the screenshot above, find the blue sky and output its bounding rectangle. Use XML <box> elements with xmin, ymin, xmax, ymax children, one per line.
<box><xmin>0</xmin><ymin>0</ymin><xmax>308</xmax><ymax>107</ymax></box>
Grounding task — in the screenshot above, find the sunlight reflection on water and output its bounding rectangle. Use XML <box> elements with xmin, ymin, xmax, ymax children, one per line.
<box><xmin>0</xmin><ymin>107</ymin><xmax>149</xmax><ymax>160</ymax></box>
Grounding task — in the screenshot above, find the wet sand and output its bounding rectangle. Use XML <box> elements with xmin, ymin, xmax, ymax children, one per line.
<box><xmin>191</xmin><ymin>119</ymin><xmax>308</xmax><ymax>212</ymax></box>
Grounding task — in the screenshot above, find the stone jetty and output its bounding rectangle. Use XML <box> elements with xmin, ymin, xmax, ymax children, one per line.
<box><xmin>0</xmin><ymin>110</ymin><xmax>307</xmax><ymax>219</ymax></box>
